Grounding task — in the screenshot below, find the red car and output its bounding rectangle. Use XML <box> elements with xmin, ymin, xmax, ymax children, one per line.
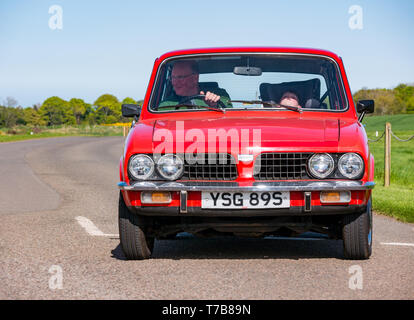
<box><xmin>118</xmin><ymin>47</ymin><xmax>375</xmax><ymax>260</ymax></box>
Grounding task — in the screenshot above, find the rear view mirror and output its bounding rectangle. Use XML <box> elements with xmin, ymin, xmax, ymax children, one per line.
<box><xmin>233</xmin><ymin>66</ymin><xmax>262</xmax><ymax>76</ymax></box>
<box><xmin>122</xmin><ymin>104</ymin><xmax>141</xmax><ymax>118</ymax></box>
<box><xmin>356</xmin><ymin>100</ymin><xmax>374</xmax><ymax>122</ymax></box>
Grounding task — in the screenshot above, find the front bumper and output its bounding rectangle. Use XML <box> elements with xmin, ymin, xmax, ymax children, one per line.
<box><xmin>118</xmin><ymin>180</ymin><xmax>374</xmax><ymax>217</ymax></box>
<box><xmin>118</xmin><ymin>180</ymin><xmax>375</xmax><ymax>192</ymax></box>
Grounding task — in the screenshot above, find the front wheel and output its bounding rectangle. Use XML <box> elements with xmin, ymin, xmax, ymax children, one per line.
<box><xmin>118</xmin><ymin>192</ymin><xmax>154</xmax><ymax>260</ymax></box>
<box><xmin>342</xmin><ymin>198</ymin><xmax>373</xmax><ymax>260</ymax></box>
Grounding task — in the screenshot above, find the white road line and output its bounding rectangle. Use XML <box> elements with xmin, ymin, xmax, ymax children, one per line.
<box><xmin>75</xmin><ymin>216</ymin><xmax>118</xmax><ymax>237</ymax></box>
<box><xmin>381</xmin><ymin>242</ymin><xmax>414</xmax><ymax>247</ymax></box>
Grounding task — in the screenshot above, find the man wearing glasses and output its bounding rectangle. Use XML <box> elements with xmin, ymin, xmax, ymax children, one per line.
<box><xmin>158</xmin><ymin>60</ymin><xmax>231</xmax><ymax>109</ymax></box>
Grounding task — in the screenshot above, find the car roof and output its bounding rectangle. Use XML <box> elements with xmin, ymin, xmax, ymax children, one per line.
<box><xmin>157</xmin><ymin>47</ymin><xmax>341</xmax><ymax>62</ymax></box>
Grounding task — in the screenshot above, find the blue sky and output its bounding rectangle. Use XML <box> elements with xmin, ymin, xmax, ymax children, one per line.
<box><xmin>0</xmin><ymin>0</ymin><xmax>413</xmax><ymax>107</ymax></box>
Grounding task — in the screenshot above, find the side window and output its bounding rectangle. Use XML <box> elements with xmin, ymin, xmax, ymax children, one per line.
<box><xmin>150</xmin><ymin>64</ymin><xmax>169</xmax><ymax>109</ymax></box>
<box><xmin>320</xmin><ymin>79</ymin><xmax>331</xmax><ymax>109</ymax></box>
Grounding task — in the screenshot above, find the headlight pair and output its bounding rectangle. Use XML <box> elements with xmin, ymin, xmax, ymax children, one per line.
<box><xmin>308</xmin><ymin>153</ymin><xmax>364</xmax><ymax>179</ymax></box>
<box><xmin>128</xmin><ymin>154</ymin><xmax>183</xmax><ymax>181</ymax></box>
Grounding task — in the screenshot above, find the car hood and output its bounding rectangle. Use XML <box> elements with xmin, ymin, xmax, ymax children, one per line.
<box><xmin>152</xmin><ymin>116</ymin><xmax>340</xmax><ymax>152</ymax></box>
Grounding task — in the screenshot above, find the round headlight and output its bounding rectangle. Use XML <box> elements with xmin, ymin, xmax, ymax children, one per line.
<box><xmin>156</xmin><ymin>154</ymin><xmax>184</xmax><ymax>180</ymax></box>
<box><xmin>338</xmin><ymin>153</ymin><xmax>364</xmax><ymax>179</ymax></box>
<box><xmin>128</xmin><ymin>154</ymin><xmax>154</xmax><ymax>180</ymax></box>
<box><xmin>308</xmin><ymin>153</ymin><xmax>335</xmax><ymax>179</ymax></box>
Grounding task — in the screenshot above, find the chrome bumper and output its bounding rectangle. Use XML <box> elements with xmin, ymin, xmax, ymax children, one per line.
<box><xmin>118</xmin><ymin>180</ymin><xmax>375</xmax><ymax>192</ymax></box>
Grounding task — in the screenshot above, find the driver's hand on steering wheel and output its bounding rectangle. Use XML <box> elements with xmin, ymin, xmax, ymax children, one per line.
<box><xmin>200</xmin><ymin>91</ymin><xmax>220</xmax><ymax>107</ymax></box>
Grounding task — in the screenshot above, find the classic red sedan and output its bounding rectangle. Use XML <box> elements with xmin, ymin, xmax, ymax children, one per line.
<box><xmin>118</xmin><ymin>47</ymin><xmax>375</xmax><ymax>260</ymax></box>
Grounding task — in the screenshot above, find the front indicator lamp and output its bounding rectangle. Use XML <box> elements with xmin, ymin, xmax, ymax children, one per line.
<box><xmin>320</xmin><ymin>191</ymin><xmax>351</xmax><ymax>203</ymax></box>
<box><xmin>141</xmin><ymin>191</ymin><xmax>172</xmax><ymax>204</ymax></box>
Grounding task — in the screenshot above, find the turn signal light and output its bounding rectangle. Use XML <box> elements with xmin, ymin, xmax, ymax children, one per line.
<box><xmin>141</xmin><ymin>191</ymin><xmax>172</xmax><ymax>204</ymax></box>
<box><xmin>320</xmin><ymin>191</ymin><xmax>351</xmax><ymax>203</ymax></box>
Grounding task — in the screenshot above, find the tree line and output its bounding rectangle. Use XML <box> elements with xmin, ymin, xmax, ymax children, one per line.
<box><xmin>1</xmin><ymin>84</ymin><xmax>413</xmax><ymax>128</ymax></box>
<box><xmin>0</xmin><ymin>94</ymin><xmax>143</xmax><ymax>128</ymax></box>
<box><xmin>353</xmin><ymin>83</ymin><xmax>414</xmax><ymax>115</ymax></box>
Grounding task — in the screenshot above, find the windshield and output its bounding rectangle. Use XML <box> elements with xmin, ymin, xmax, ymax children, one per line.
<box><xmin>149</xmin><ymin>54</ymin><xmax>347</xmax><ymax>112</ymax></box>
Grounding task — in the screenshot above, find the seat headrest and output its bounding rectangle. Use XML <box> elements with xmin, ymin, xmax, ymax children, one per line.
<box><xmin>259</xmin><ymin>78</ymin><xmax>321</xmax><ymax>107</ymax></box>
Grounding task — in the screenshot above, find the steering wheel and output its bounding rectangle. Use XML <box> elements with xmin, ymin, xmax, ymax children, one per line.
<box><xmin>178</xmin><ymin>94</ymin><xmax>226</xmax><ymax>109</ymax></box>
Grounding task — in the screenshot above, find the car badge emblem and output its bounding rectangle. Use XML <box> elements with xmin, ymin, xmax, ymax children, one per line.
<box><xmin>238</xmin><ymin>154</ymin><xmax>254</xmax><ymax>162</ymax></box>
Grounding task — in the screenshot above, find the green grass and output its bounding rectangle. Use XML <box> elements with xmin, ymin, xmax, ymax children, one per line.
<box><xmin>371</xmin><ymin>185</ymin><xmax>414</xmax><ymax>222</ymax></box>
<box><xmin>0</xmin><ymin>125</ymin><xmax>125</xmax><ymax>142</ymax></box>
<box><xmin>364</xmin><ymin>115</ymin><xmax>414</xmax><ymax>223</ymax></box>
<box><xmin>363</xmin><ymin>113</ymin><xmax>414</xmax><ymax>132</ymax></box>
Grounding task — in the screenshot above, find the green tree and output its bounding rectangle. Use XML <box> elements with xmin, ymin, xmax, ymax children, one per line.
<box><xmin>0</xmin><ymin>97</ymin><xmax>25</xmax><ymax>127</ymax></box>
<box><xmin>39</xmin><ymin>96</ymin><xmax>75</xmax><ymax>126</ymax></box>
<box><xmin>14</xmin><ymin>106</ymin><xmax>26</xmax><ymax>125</ymax></box>
<box><xmin>24</xmin><ymin>107</ymin><xmax>46</xmax><ymax>126</ymax></box>
<box><xmin>83</xmin><ymin>103</ymin><xmax>96</xmax><ymax>125</ymax></box>
<box><xmin>406</xmin><ymin>96</ymin><xmax>414</xmax><ymax>114</ymax></box>
<box><xmin>353</xmin><ymin>87</ymin><xmax>405</xmax><ymax>115</ymax></box>
<box><xmin>394</xmin><ymin>84</ymin><xmax>414</xmax><ymax>113</ymax></box>
<box><xmin>0</xmin><ymin>106</ymin><xmax>20</xmax><ymax>127</ymax></box>
<box><xmin>93</xmin><ymin>94</ymin><xmax>121</xmax><ymax>124</ymax></box>
<box><xmin>69</xmin><ymin>98</ymin><xmax>87</xmax><ymax>125</ymax></box>
<box><xmin>122</xmin><ymin>97</ymin><xmax>137</xmax><ymax>105</ymax></box>
<box><xmin>0</xmin><ymin>106</ymin><xmax>4</xmax><ymax>127</ymax></box>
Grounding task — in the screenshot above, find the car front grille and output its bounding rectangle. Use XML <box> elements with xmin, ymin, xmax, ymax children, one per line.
<box><xmin>254</xmin><ymin>153</ymin><xmax>312</xmax><ymax>180</ymax></box>
<box><xmin>182</xmin><ymin>153</ymin><xmax>238</xmax><ymax>180</ymax></box>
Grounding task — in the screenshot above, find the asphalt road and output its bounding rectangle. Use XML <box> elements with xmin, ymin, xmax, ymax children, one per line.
<box><xmin>0</xmin><ymin>136</ymin><xmax>413</xmax><ymax>299</ymax></box>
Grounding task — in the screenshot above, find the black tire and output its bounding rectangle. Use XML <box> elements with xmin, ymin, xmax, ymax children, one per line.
<box><xmin>118</xmin><ymin>192</ymin><xmax>154</xmax><ymax>260</ymax></box>
<box><xmin>342</xmin><ymin>198</ymin><xmax>373</xmax><ymax>260</ymax></box>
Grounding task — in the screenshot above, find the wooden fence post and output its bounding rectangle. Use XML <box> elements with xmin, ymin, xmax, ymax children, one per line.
<box><xmin>384</xmin><ymin>122</ymin><xmax>391</xmax><ymax>187</ymax></box>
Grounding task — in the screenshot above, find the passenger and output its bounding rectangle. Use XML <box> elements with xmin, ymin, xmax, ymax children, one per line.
<box><xmin>279</xmin><ymin>90</ymin><xmax>302</xmax><ymax>108</ymax></box>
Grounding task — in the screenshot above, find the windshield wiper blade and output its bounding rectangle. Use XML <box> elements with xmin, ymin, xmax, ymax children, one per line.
<box><xmin>229</xmin><ymin>100</ymin><xmax>302</xmax><ymax>113</ymax></box>
<box><xmin>271</xmin><ymin>102</ymin><xmax>303</xmax><ymax>113</ymax></box>
<box><xmin>157</xmin><ymin>104</ymin><xmax>225</xmax><ymax>113</ymax></box>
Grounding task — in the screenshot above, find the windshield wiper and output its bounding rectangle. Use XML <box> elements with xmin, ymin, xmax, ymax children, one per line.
<box><xmin>157</xmin><ymin>104</ymin><xmax>225</xmax><ymax>113</ymax></box>
<box><xmin>229</xmin><ymin>100</ymin><xmax>303</xmax><ymax>113</ymax></box>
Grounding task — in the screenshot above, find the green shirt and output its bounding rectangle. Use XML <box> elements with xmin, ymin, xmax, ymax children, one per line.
<box><xmin>157</xmin><ymin>83</ymin><xmax>232</xmax><ymax>110</ymax></box>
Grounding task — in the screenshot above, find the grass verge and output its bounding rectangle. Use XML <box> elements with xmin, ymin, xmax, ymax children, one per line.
<box><xmin>365</xmin><ymin>115</ymin><xmax>414</xmax><ymax>223</ymax></box>
<box><xmin>372</xmin><ymin>185</ymin><xmax>413</xmax><ymax>223</ymax></box>
<box><xmin>0</xmin><ymin>125</ymin><xmax>125</xmax><ymax>142</ymax></box>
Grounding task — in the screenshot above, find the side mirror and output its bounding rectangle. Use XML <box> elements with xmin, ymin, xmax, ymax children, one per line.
<box><xmin>357</xmin><ymin>100</ymin><xmax>375</xmax><ymax>113</ymax></box>
<box><xmin>356</xmin><ymin>100</ymin><xmax>374</xmax><ymax>122</ymax></box>
<box><xmin>122</xmin><ymin>104</ymin><xmax>141</xmax><ymax>118</ymax></box>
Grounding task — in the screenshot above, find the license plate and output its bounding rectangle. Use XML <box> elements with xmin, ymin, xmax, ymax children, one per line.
<box><xmin>201</xmin><ymin>191</ymin><xmax>290</xmax><ymax>209</ymax></box>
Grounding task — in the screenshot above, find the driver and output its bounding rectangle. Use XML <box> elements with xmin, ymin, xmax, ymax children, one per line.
<box><xmin>158</xmin><ymin>60</ymin><xmax>231</xmax><ymax>109</ymax></box>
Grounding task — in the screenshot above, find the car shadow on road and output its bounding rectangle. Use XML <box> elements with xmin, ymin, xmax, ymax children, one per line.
<box><xmin>111</xmin><ymin>234</ymin><xmax>345</xmax><ymax>260</ymax></box>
